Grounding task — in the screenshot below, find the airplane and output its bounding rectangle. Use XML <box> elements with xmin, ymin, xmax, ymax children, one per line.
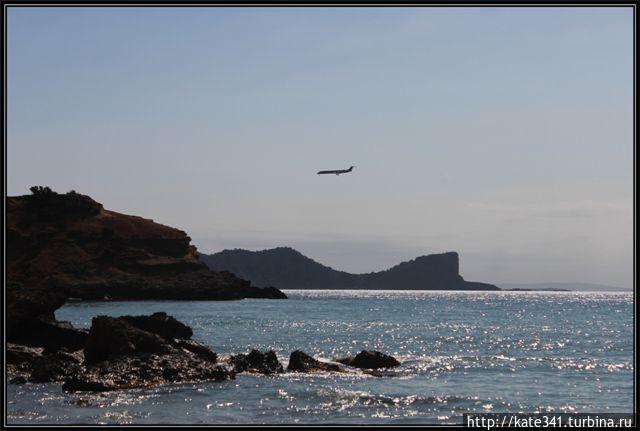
<box><xmin>317</xmin><ymin>166</ymin><xmax>355</xmax><ymax>175</ymax></box>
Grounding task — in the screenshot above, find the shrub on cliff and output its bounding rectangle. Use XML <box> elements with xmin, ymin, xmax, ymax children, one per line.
<box><xmin>30</xmin><ymin>186</ymin><xmax>54</xmax><ymax>195</ymax></box>
<box><xmin>25</xmin><ymin>186</ymin><xmax>102</xmax><ymax>221</ymax></box>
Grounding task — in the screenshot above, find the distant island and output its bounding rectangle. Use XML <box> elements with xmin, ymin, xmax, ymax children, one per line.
<box><xmin>504</xmin><ymin>287</ymin><xmax>570</xmax><ymax>292</ymax></box>
<box><xmin>498</xmin><ymin>282</ymin><xmax>630</xmax><ymax>292</ymax></box>
<box><xmin>201</xmin><ymin>247</ymin><xmax>500</xmax><ymax>290</ymax></box>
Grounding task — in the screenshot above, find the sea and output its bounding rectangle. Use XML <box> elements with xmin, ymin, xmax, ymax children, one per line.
<box><xmin>6</xmin><ymin>290</ymin><xmax>634</xmax><ymax>425</ymax></box>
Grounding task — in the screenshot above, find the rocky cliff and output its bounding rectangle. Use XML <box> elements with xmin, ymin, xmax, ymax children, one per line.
<box><xmin>7</xmin><ymin>189</ymin><xmax>285</xmax><ymax>344</ymax></box>
<box><xmin>201</xmin><ymin>247</ymin><xmax>499</xmax><ymax>290</ymax></box>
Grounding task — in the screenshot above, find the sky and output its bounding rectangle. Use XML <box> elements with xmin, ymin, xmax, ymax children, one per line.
<box><xmin>7</xmin><ymin>7</ymin><xmax>634</xmax><ymax>288</ymax></box>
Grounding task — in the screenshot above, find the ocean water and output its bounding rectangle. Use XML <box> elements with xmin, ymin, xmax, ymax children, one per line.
<box><xmin>7</xmin><ymin>290</ymin><xmax>634</xmax><ymax>425</ymax></box>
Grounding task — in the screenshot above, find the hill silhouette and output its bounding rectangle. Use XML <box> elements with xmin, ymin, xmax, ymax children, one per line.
<box><xmin>201</xmin><ymin>247</ymin><xmax>499</xmax><ymax>290</ymax></box>
<box><xmin>7</xmin><ymin>189</ymin><xmax>286</xmax><ymax>303</ymax></box>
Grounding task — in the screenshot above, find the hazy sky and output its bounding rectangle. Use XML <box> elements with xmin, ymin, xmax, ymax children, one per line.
<box><xmin>7</xmin><ymin>7</ymin><xmax>634</xmax><ymax>288</ymax></box>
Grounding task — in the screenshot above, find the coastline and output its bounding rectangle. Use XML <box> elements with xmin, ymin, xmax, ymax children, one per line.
<box><xmin>8</xmin><ymin>290</ymin><xmax>633</xmax><ymax>424</ymax></box>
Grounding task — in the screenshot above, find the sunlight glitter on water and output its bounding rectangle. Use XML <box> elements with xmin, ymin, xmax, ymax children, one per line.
<box><xmin>7</xmin><ymin>290</ymin><xmax>633</xmax><ymax>424</ymax></box>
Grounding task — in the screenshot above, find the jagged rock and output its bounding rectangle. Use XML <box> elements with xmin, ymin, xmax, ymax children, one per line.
<box><xmin>9</xmin><ymin>376</ymin><xmax>27</xmax><ymax>384</ymax></box>
<box><xmin>173</xmin><ymin>339</ymin><xmax>217</xmax><ymax>361</ymax></box>
<box><xmin>62</xmin><ymin>377</ymin><xmax>113</xmax><ymax>392</ymax></box>
<box><xmin>229</xmin><ymin>354</ymin><xmax>248</xmax><ymax>372</ymax></box>
<box><xmin>230</xmin><ymin>349</ymin><xmax>283</xmax><ymax>375</ymax></box>
<box><xmin>7</xmin><ymin>343</ymin><xmax>44</xmax><ymax>368</ymax></box>
<box><xmin>249</xmin><ymin>286</ymin><xmax>287</xmax><ymax>299</ymax></box>
<box><xmin>71</xmin><ymin>313</ymin><xmax>233</xmax><ymax>391</ymax></box>
<box><xmin>9</xmin><ymin>312</ymin><xmax>235</xmax><ymax>392</ymax></box>
<box><xmin>83</xmin><ymin>316</ymin><xmax>173</xmax><ymax>364</ymax></box>
<box><xmin>29</xmin><ymin>352</ymin><xmax>83</xmax><ymax>383</ymax></box>
<box><xmin>287</xmin><ymin>350</ymin><xmax>344</xmax><ymax>373</ymax></box>
<box><xmin>120</xmin><ymin>312</ymin><xmax>193</xmax><ymax>340</ymax></box>
<box><xmin>63</xmin><ymin>353</ymin><xmax>234</xmax><ymax>392</ymax></box>
<box><xmin>336</xmin><ymin>350</ymin><xmax>400</xmax><ymax>369</ymax></box>
<box><xmin>6</xmin><ymin>280</ymin><xmax>67</xmax><ymax>344</ymax></box>
<box><xmin>13</xmin><ymin>317</ymin><xmax>88</xmax><ymax>352</ymax></box>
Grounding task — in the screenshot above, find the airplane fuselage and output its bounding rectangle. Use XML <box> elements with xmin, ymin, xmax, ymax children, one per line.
<box><xmin>317</xmin><ymin>166</ymin><xmax>354</xmax><ymax>175</ymax></box>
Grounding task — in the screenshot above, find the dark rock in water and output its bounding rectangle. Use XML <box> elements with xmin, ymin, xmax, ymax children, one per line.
<box><xmin>287</xmin><ymin>350</ymin><xmax>344</xmax><ymax>373</ymax></box>
<box><xmin>247</xmin><ymin>350</ymin><xmax>283</xmax><ymax>374</ymax></box>
<box><xmin>120</xmin><ymin>312</ymin><xmax>193</xmax><ymax>340</ymax></box>
<box><xmin>230</xmin><ymin>349</ymin><xmax>283</xmax><ymax>375</ymax></box>
<box><xmin>63</xmin><ymin>353</ymin><xmax>234</xmax><ymax>392</ymax></box>
<box><xmin>173</xmin><ymin>339</ymin><xmax>217</xmax><ymax>362</ymax></box>
<box><xmin>29</xmin><ymin>351</ymin><xmax>83</xmax><ymax>383</ymax></box>
<box><xmin>7</xmin><ymin>343</ymin><xmax>44</xmax><ymax>369</ymax></box>
<box><xmin>362</xmin><ymin>369</ymin><xmax>385</xmax><ymax>377</ymax></box>
<box><xmin>65</xmin><ymin>312</ymin><xmax>233</xmax><ymax>391</ymax></box>
<box><xmin>13</xmin><ymin>317</ymin><xmax>88</xmax><ymax>352</ymax></box>
<box><xmin>229</xmin><ymin>354</ymin><xmax>249</xmax><ymax>373</ymax></box>
<box><xmin>11</xmin><ymin>348</ymin><xmax>83</xmax><ymax>383</ymax></box>
<box><xmin>9</xmin><ymin>376</ymin><xmax>27</xmax><ymax>384</ymax></box>
<box><xmin>255</xmin><ymin>286</ymin><xmax>288</xmax><ymax>299</ymax></box>
<box><xmin>337</xmin><ymin>350</ymin><xmax>400</xmax><ymax>369</ymax></box>
<box><xmin>62</xmin><ymin>377</ymin><xmax>114</xmax><ymax>392</ymax></box>
<box><xmin>9</xmin><ymin>312</ymin><xmax>235</xmax><ymax>392</ymax></box>
<box><xmin>84</xmin><ymin>316</ymin><xmax>173</xmax><ymax>364</ymax></box>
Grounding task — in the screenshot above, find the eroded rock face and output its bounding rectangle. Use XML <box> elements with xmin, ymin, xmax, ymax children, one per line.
<box><xmin>84</xmin><ymin>316</ymin><xmax>173</xmax><ymax>364</ymax></box>
<box><xmin>6</xmin><ymin>191</ymin><xmax>286</xmax><ymax>310</ymax></box>
<box><xmin>336</xmin><ymin>350</ymin><xmax>400</xmax><ymax>369</ymax></box>
<box><xmin>230</xmin><ymin>349</ymin><xmax>284</xmax><ymax>375</ymax></box>
<box><xmin>287</xmin><ymin>350</ymin><xmax>344</xmax><ymax>373</ymax></box>
<box><xmin>6</xmin><ymin>281</ymin><xmax>67</xmax><ymax>341</ymax></box>
<box><xmin>6</xmin><ymin>191</ymin><xmax>286</xmax><ymax>351</ymax></box>
<box><xmin>120</xmin><ymin>312</ymin><xmax>193</xmax><ymax>340</ymax></box>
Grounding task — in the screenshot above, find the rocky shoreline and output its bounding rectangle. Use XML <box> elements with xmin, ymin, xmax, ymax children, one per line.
<box><xmin>6</xmin><ymin>190</ymin><xmax>398</xmax><ymax>392</ymax></box>
<box><xmin>7</xmin><ymin>189</ymin><xmax>286</xmax><ymax>350</ymax></box>
<box><xmin>8</xmin><ymin>312</ymin><xmax>401</xmax><ymax>392</ymax></box>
